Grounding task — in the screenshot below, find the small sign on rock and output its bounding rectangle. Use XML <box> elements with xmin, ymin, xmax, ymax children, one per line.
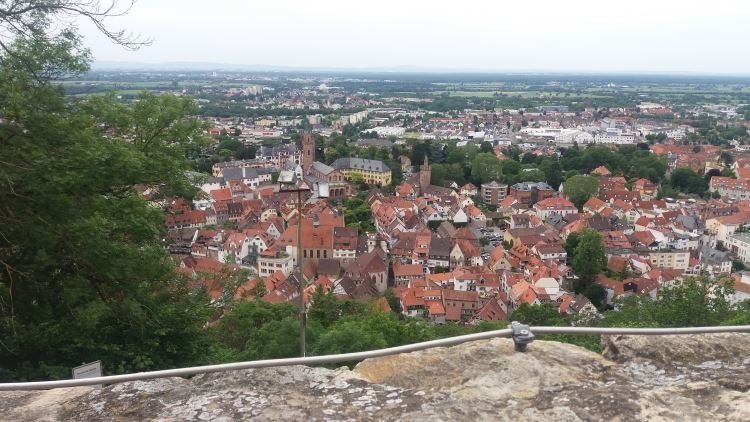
<box><xmin>72</xmin><ymin>360</ymin><xmax>102</xmax><ymax>386</ymax></box>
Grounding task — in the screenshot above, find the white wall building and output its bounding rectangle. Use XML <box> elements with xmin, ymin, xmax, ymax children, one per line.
<box><xmin>593</xmin><ymin>128</ymin><xmax>636</xmax><ymax>145</ymax></box>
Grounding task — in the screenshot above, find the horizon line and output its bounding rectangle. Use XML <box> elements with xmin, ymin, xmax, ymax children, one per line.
<box><xmin>89</xmin><ymin>60</ymin><xmax>750</xmax><ymax>78</ymax></box>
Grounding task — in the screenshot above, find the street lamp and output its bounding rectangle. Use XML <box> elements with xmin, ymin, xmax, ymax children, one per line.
<box><xmin>278</xmin><ymin>171</ymin><xmax>328</xmax><ymax>357</ymax></box>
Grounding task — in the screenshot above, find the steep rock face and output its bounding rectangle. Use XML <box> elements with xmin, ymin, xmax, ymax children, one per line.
<box><xmin>2</xmin><ymin>333</ymin><xmax>750</xmax><ymax>421</ymax></box>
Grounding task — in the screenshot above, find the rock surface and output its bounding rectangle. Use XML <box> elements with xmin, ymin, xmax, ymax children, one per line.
<box><xmin>3</xmin><ymin>333</ymin><xmax>750</xmax><ymax>421</ymax></box>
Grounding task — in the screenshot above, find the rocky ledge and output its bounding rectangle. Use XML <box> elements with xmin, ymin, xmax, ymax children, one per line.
<box><xmin>2</xmin><ymin>333</ymin><xmax>749</xmax><ymax>421</ymax></box>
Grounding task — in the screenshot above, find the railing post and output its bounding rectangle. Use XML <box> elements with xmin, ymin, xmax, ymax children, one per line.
<box><xmin>510</xmin><ymin>321</ymin><xmax>535</xmax><ymax>352</ymax></box>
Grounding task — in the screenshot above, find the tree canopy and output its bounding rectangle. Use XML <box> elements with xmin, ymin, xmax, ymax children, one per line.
<box><xmin>563</xmin><ymin>175</ymin><xmax>600</xmax><ymax>210</ymax></box>
<box><xmin>667</xmin><ymin>167</ymin><xmax>708</xmax><ymax>197</ymax></box>
<box><xmin>570</xmin><ymin>229</ymin><xmax>607</xmax><ymax>309</ymax></box>
<box><xmin>0</xmin><ymin>4</ymin><xmax>212</xmax><ymax>380</ymax></box>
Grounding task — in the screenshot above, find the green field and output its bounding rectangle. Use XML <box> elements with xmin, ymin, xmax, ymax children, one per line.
<box><xmin>434</xmin><ymin>90</ymin><xmax>499</xmax><ymax>97</ymax></box>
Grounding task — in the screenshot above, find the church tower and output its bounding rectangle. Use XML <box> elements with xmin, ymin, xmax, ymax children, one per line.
<box><xmin>301</xmin><ymin>132</ymin><xmax>315</xmax><ymax>175</ymax></box>
<box><xmin>419</xmin><ymin>155</ymin><xmax>431</xmax><ymax>192</ymax></box>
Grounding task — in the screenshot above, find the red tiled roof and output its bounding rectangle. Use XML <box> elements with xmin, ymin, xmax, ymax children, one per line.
<box><xmin>583</xmin><ymin>197</ymin><xmax>606</xmax><ymax>211</ymax></box>
<box><xmin>426</xmin><ymin>300</ymin><xmax>446</xmax><ymax>316</ymax></box>
<box><xmin>591</xmin><ymin>166</ymin><xmax>611</xmax><ymax>176</ymax></box>
<box><xmin>393</xmin><ymin>262</ymin><xmax>425</xmax><ymax>277</ymax></box>
<box><xmin>211</xmin><ymin>188</ymin><xmax>232</xmax><ymax>202</ymax></box>
<box><xmin>535</xmin><ymin>196</ymin><xmax>577</xmax><ymax>211</ymax></box>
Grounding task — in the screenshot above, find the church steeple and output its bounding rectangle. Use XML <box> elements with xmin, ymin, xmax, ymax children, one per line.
<box><xmin>419</xmin><ymin>154</ymin><xmax>431</xmax><ymax>192</ymax></box>
<box><xmin>301</xmin><ymin>131</ymin><xmax>315</xmax><ymax>175</ymax></box>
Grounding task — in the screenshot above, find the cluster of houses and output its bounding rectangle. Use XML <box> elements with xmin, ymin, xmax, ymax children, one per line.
<box><xmin>163</xmin><ymin>125</ymin><xmax>750</xmax><ymax>325</ymax></box>
<box><xmin>369</xmin><ymin>152</ymin><xmax>750</xmax><ymax>319</ymax></box>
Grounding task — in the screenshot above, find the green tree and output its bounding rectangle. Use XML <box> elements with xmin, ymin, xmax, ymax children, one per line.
<box><xmin>503</xmin><ymin>146</ymin><xmax>522</xmax><ymax>162</ymax></box>
<box><xmin>603</xmin><ymin>277</ymin><xmax>735</xmax><ymax>328</ymax></box>
<box><xmin>309</xmin><ymin>286</ymin><xmax>343</xmax><ymax>327</ymax></box>
<box><xmin>520</xmin><ymin>153</ymin><xmax>538</xmax><ymax>165</ymax></box>
<box><xmin>430</xmin><ymin>163</ymin><xmax>449</xmax><ymax>186</ymax></box>
<box><xmin>311</xmin><ymin>319</ymin><xmax>388</xmax><ymax>366</ymax></box>
<box><xmin>511</xmin><ymin>303</ymin><xmax>564</xmax><ymax>326</ymax></box>
<box><xmin>251</xmin><ymin>279</ymin><xmax>268</xmax><ymax>299</ymax></box>
<box><xmin>720</xmin><ymin>151</ymin><xmax>734</xmax><ymax>167</ymax></box>
<box><xmin>0</xmin><ymin>7</ymin><xmax>213</xmax><ymax>380</ymax></box>
<box><xmin>211</xmin><ymin>301</ymin><xmax>297</xmax><ymax>351</ymax></box>
<box><xmin>720</xmin><ymin>168</ymin><xmax>736</xmax><ymax>178</ymax></box>
<box><xmin>571</xmin><ymin>229</ymin><xmax>607</xmax><ymax>284</ymax></box>
<box><xmin>563</xmin><ymin>175</ymin><xmax>600</xmax><ymax>210</ymax></box>
<box><xmin>564</xmin><ymin>231</ymin><xmax>581</xmax><ymax>261</ymax></box>
<box><xmin>242</xmin><ymin>318</ymin><xmax>304</xmax><ymax>360</ymax></box>
<box><xmin>349</xmin><ymin>172</ymin><xmax>364</xmax><ymax>185</ymax></box>
<box><xmin>539</xmin><ymin>158</ymin><xmax>563</xmax><ymax>189</ymax></box>
<box><xmin>384</xmin><ymin>289</ymin><xmax>402</xmax><ymax>314</ymax></box>
<box><xmin>470</xmin><ymin>153</ymin><xmax>503</xmax><ymax>184</ymax></box>
<box><xmin>669</xmin><ymin>167</ymin><xmax>707</xmax><ymax>196</ymax></box>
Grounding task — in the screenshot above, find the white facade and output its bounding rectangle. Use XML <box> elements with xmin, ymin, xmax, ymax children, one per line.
<box><xmin>452</xmin><ymin>208</ymin><xmax>469</xmax><ymax>224</ymax></box>
<box><xmin>593</xmin><ymin>128</ymin><xmax>636</xmax><ymax>145</ymax></box>
<box><xmin>728</xmin><ymin>233</ymin><xmax>750</xmax><ymax>264</ymax></box>
<box><xmin>258</xmin><ymin>254</ymin><xmax>294</xmax><ymax>277</ymax></box>
<box><xmin>368</xmin><ymin>126</ymin><xmax>406</xmax><ymax>137</ymax></box>
<box><xmin>333</xmin><ymin>247</ymin><xmax>357</xmax><ymax>261</ymax></box>
<box><xmin>648</xmin><ymin>249</ymin><xmax>690</xmax><ymax>270</ymax></box>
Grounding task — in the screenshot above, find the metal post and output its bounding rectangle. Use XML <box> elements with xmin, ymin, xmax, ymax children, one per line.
<box><xmin>296</xmin><ymin>189</ymin><xmax>305</xmax><ymax>357</ymax></box>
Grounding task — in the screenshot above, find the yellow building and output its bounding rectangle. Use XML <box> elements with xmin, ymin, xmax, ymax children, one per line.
<box><xmin>254</xmin><ymin>118</ymin><xmax>277</xmax><ymax>127</ymax></box>
<box><xmin>332</xmin><ymin>157</ymin><xmax>392</xmax><ymax>186</ymax></box>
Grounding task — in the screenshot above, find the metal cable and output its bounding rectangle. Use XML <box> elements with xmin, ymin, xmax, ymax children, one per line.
<box><xmin>0</xmin><ymin>328</ymin><xmax>514</xmax><ymax>391</ymax></box>
<box><xmin>1</xmin><ymin>325</ymin><xmax>748</xmax><ymax>391</ymax></box>
<box><xmin>532</xmin><ymin>325</ymin><xmax>750</xmax><ymax>335</ymax></box>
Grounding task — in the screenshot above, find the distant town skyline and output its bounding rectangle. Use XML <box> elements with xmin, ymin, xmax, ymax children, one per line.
<box><xmin>79</xmin><ymin>0</ymin><xmax>750</xmax><ymax>74</ymax></box>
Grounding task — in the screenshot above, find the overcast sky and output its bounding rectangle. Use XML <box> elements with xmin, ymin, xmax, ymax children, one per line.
<box><xmin>78</xmin><ymin>0</ymin><xmax>750</xmax><ymax>74</ymax></box>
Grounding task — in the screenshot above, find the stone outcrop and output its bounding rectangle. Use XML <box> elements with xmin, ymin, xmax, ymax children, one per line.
<box><xmin>2</xmin><ymin>333</ymin><xmax>750</xmax><ymax>421</ymax></box>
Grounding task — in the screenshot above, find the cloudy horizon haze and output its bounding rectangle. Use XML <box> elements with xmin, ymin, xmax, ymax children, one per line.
<box><xmin>78</xmin><ymin>0</ymin><xmax>750</xmax><ymax>75</ymax></box>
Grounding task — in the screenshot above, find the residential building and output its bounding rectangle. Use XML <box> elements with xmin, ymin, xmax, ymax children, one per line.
<box><xmin>633</xmin><ymin>178</ymin><xmax>657</xmax><ymax>199</ymax></box>
<box><xmin>211</xmin><ymin>158</ymin><xmax>275</xmax><ymax>177</ymax></box>
<box><xmin>427</xmin><ymin>236</ymin><xmax>452</xmax><ymax>269</ymax></box>
<box><xmin>221</xmin><ymin>167</ymin><xmax>273</xmax><ymax>187</ymax></box>
<box><xmin>393</xmin><ymin>262</ymin><xmax>425</xmax><ymax>287</ymax></box>
<box><xmin>710</xmin><ymin>176</ymin><xmax>750</xmax><ymax>200</ymax></box>
<box><xmin>258</xmin><ymin>246</ymin><xmax>294</xmax><ymax>277</ymax></box>
<box><xmin>461</xmin><ymin>183</ymin><xmax>478</xmax><ymax>196</ymax></box>
<box><xmin>333</xmin><ymin>227</ymin><xmax>359</xmax><ymax>265</ymax></box>
<box><xmin>509</xmin><ymin>182</ymin><xmax>556</xmax><ymax>207</ymax></box>
<box><xmin>442</xmin><ymin>290</ymin><xmax>481</xmax><ymax>322</ymax></box>
<box><xmin>257</xmin><ymin>144</ymin><xmax>303</xmax><ymax>170</ymax></box>
<box><xmin>532</xmin><ymin>244</ymin><xmax>567</xmax><ymax>262</ymax></box>
<box><xmin>728</xmin><ymin>233</ymin><xmax>750</xmax><ymax>264</ymax></box>
<box><xmin>480</xmin><ymin>181</ymin><xmax>508</xmax><ymax>205</ymax></box>
<box><xmin>648</xmin><ymin>249</ymin><xmax>690</xmax><ymax>270</ymax></box>
<box><xmin>705</xmin><ymin>213</ymin><xmax>750</xmax><ymax>247</ymax></box>
<box><xmin>533</xmin><ymin>197</ymin><xmax>578</xmax><ymax>220</ymax></box>
<box><xmin>698</xmin><ymin>245</ymin><xmax>732</xmax><ymax>275</ymax></box>
<box><xmin>166</xmin><ymin>210</ymin><xmax>207</xmax><ymax>229</ymax></box>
